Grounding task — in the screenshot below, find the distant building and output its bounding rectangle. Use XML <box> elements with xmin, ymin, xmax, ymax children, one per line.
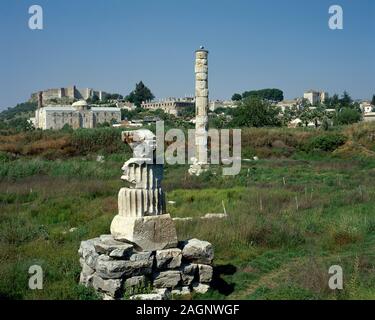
<box><xmin>364</xmin><ymin>112</ymin><xmax>375</xmax><ymax>122</ymax></box>
<box><xmin>303</xmin><ymin>90</ymin><xmax>328</xmax><ymax>105</ymax></box>
<box><xmin>30</xmin><ymin>85</ymin><xmax>109</xmax><ymax>103</ymax></box>
<box><xmin>209</xmin><ymin>100</ymin><xmax>238</xmax><ymax>111</ymax></box>
<box><xmin>360</xmin><ymin>101</ymin><xmax>374</xmax><ymax>114</ymax></box>
<box><xmin>117</xmin><ymin>101</ymin><xmax>136</xmax><ymax>111</ymax></box>
<box><xmin>33</xmin><ymin>99</ymin><xmax>121</xmax><ymax>130</ymax></box>
<box><xmin>141</xmin><ymin>97</ymin><xmax>195</xmax><ymax>116</ymax></box>
<box><xmin>276</xmin><ymin>99</ymin><xmax>300</xmax><ymax>112</ymax></box>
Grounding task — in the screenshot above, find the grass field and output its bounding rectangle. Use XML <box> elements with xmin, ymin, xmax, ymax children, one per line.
<box><xmin>1</xmin><ymin>123</ymin><xmax>375</xmax><ymax>300</ymax></box>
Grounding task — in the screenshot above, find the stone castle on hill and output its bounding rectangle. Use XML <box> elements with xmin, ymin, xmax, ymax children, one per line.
<box><xmin>30</xmin><ymin>85</ymin><xmax>109</xmax><ymax>104</ymax></box>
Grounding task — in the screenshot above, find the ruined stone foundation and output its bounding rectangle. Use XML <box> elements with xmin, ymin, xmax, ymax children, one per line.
<box><xmin>78</xmin><ymin>236</ymin><xmax>214</xmax><ymax>300</ymax></box>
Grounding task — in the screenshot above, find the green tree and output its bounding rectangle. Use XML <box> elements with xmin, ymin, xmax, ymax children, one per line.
<box><xmin>340</xmin><ymin>91</ymin><xmax>352</xmax><ymax>108</ymax></box>
<box><xmin>8</xmin><ymin>117</ymin><xmax>34</xmax><ymax>132</ymax></box>
<box><xmin>310</xmin><ymin>104</ymin><xmax>327</xmax><ymax>128</ymax></box>
<box><xmin>335</xmin><ymin>107</ymin><xmax>362</xmax><ymax>125</ymax></box>
<box><xmin>282</xmin><ymin>105</ymin><xmax>299</xmax><ymax>126</ymax></box>
<box><xmin>321</xmin><ymin>116</ymin><xmax>331</xmax><ymax>131</ymax></box>
<box><xmin>231</xmin><ymin>93</ymin><xmax>242</xmax><ymax>101</ymax></box>
<box><xmin>125</xmin><ymin>81</ymin><xmax>155</xmax><ymax>107</ymax></box>
<box><xmin>231</xmin><ymin>97</ymin><xmax>281</xmax><ymax>127</ymax></box>
<box><xmin>299</xmin><ymin>107</ymin><xmax>314</xmax><ymax>127</ymax></box>
<box><xmin>242</xmin><ymin>88</ymin><xmax>284</xmax><ymax>102</ymax></box>
<box><xmin>371</xmin><ymin>95</ymin><xmax>375</xmax><ymax>106</ymax></box>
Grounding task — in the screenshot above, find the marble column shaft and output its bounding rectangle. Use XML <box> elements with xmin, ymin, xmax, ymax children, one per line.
<box><xmin>195</xmin><ymin>49</ymin><xmax>209</xmax><ymax>164</ymax></box>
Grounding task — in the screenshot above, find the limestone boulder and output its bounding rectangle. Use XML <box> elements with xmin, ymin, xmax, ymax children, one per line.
<box><xmin>92</xmin><ymin>274</ymin><xmax>122</xmax><ymax>298</ymax></box>
<box><xmin>95</xmin><ymin>254</ymin><xmax>153</xmax><ymax>279</ymax></box>
<box><xmin>181</xmin><ymin>238</ymin><xmax>214</xmax><ymax>264</ymax></box>
<box><xmin>152</xmin><ymin>288</ymin><xmax>170</xmax><ymax>300</ymax></box>
<box><xmin>95</xmin><ymin>235</ymin><xmax>134</xmax><ymax>257</ymax></box>
<box><xmin>124</xmin><ymin>275</ymin><xmax>147</xmax><ymax>291</ymax></box>
<box><xmin>155</xmin><ymin>248</ymin><xmax>182</xmax><ymax>269</ymax></box>
<box><xmin>171</xmin><ymin>286</ymin><xmax>191</xmax><ymax>297</ymax></box>
<box><xmin>79</xmin><ymin>271</ymin><xmax>95</xmax><ymax>287</ymax></box>
<box><xmin>79</xmin><ymin>258</ymin><xmax>95</xmax><ymax>287</ymax></box>
<box><xmin>197</xmin><ymin>264</ymin><xmax>213</xmax><ymax>283</ymax></box>
<box><xmin>153</xmin><ymin>270</ymin><xmax>181</xmax><ymax>289</ymax></box>
<box><xmin>180</xmin><ymin>263</ymin><xmax>197</xmax><ymax>286</ymax></box>
<box><xmin>78</xmin><ymin>238</ymin><xmax>100</xmax><ymax>269</ymax></box>
<box><xmin>130</xmin><ymin>294</ymin><xmax>163</xmax><ymax>300</ymax></box>
<box><xmin>129</xmin><ymin>251</ymin><xmax>153</xmax><ymax>262</ymax></box>
<box><xmin>109</xmin><ymin>245</ymin><xmax>134</xmax><ymax>259</ymax></box>
<box><xmin>192</xmin><ymin>282</ymin><xmax>210</xmax><ymax>294</ymax></box>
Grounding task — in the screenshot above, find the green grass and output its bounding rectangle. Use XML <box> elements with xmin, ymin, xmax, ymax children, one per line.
<box><xmin>1</xmin><ymin>123</ymin><xmax>375</xmax><ymax>299</ymax></box>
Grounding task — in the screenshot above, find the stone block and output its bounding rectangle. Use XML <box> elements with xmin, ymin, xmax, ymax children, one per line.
<box><xmin>195</xmin><ymin>65</ymin><xmax>208</xmax><ymax>74</ymax></box>
<box><xmin>196</xmin><ymin>51</ymin><xmax>208</xmax><ymax>59</ymax></box>
<box><xmin>92</xmin><ymin>274</ymin><xmax>122</xmax><ymax>298</ymax></box>
<box><xmin>95</xmin><ymin>254</ymin><xmax>153</xmax><ymax>279</ymax></box>
<box><xmin>79</xmin><ymin>271</ymin><xmax>95</xmax><ymax>287</ymax></box>
<box><xmin>94</xmin><ymin>235</ymin><xmax>134</xmax><ymax>257</ymax></box>
<box><xmin>196</xmin><ymin>72</ymin><xmax>208</xmax><ymax>81</ymax></box>
<box><xmin>180</xmin><ymin>263</ymin><xmax>197</xmax><ymax>286</ymax></box>
<box><xmin>196</xmin><ymin>80</ymin><xmax>208</xmax><ymax>90</ymax></box>
<box><xmin>192</xmin><ymin>282</ymin><xmax>210</xmax><ymax>294</ymax></box>
<box><xmin>155</xmin><ymin>248</ymin><xmax>182</xmax><ymax>269</ymax></box>
<box><xmin>195</xmin><ymin>88</ymin><xmax>209</xmax><ymax>97</ymax></box>
<box><xmin>152</xmin><ymin>288</ymin><xmax>170</xmax><ymax>300</ymax></box>
<box><xmin>124</xmin><ymin>275</ymin><xmax>147</xmax><ymax>290</ymax></box>
<box><xmin>197</xmin><ymin>264</ymin><xmax>213</xmax><ymax>283</ymax></box>
<box><xmin>129</xmin><ymin>294</ymin><xmax>163</xmax><ymax>300</ymax></box>
<box><xmin>111</xmin><ymin>214</ymin><xmax>178</xmax><ymax>251</ymax></box>
<box><xmin>195</xmin><ymin>58</ymin><xmax>208</xmax><ymax>66</ymax></box>
<box><xmin>153</xmin><ymin>270</ymin><xmax>181</xmax><ymax>289</ymax></box>
<box><xmin>171</xmin><ymin>286</ymin><xmax>191</xmax><ymax>297</ymax></box>
<box><xmin>181</xmin><ymin>238</ymin><xmax>214</xmax><ymax>264</ymax></box>
<box><xmin>78</xmin><ymin>238</ymin><xmax>100</xmax><ymax>269</ymax></box>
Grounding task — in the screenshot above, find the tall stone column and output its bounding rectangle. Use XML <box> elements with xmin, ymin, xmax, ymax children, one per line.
<box><xmin>189</xmin><ymin>47</ymin><xmax>209</xmax><ymax>176</ymax></box>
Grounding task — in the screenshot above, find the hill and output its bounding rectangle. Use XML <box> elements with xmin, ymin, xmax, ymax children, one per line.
<box><xmin>0</xmin><ymin>101</ymin><xmax>37</xmax><ymax>121</ymax></box>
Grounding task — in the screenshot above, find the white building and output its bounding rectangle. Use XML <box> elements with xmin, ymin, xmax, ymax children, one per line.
<box><xmin>141</xmin><ymin>97</ymin><xmax>195</xmax><ymax>116</ymax></box>
<box><xmin>209</xmin><ymin>100</ymin><xmax>238</xmax><ymax>111</ymax></box>
<box><xmin>33</xmin><ymin>100</ymin><xmax>121</xmax><ymax>130</ymax></box>
<box><xmin>360</xmin><ymin>101</ymin><xmax>374</xmax><ymax>114</ymax></box>
<box><xmin>364</xmin><ymin>113</ymin><xmax>375</xmax><ymax>122</ymax></box>
<box><xmin>276</xmin><ymin>99</ymin><xmax>300</xmax><ymax>112</ymax></box>
<box><xmin>303</xmin><ymin>90</ymin><xmax>328</xmax><ymax>105</ymax></box>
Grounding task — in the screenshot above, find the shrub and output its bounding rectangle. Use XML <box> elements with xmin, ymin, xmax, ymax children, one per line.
<box><xmin>305</xmin><ymin>134</ymin><xmax>346</xmax><ymax>152</ymax></box>
<box><xmin>71</xmin><ymin>127</ymin><xmax>127</xmax><ymax>154</ymax></box>
<box><xmin>335</xmin><ymin>108</ymin><xmax>362</xmax><ymax>125</ymax></box>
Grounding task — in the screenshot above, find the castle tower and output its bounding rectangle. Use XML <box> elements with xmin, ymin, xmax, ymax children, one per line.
<box><xmin>37</xmin><ymin>91</ymin><xmax>43</xmax><ymax>109</ymax></box>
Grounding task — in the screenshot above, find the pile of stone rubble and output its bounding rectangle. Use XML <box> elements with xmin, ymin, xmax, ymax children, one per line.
<box><xmin>79</xmin><ymin>236</ymin><xmax>214</xmax><ymax>300</ymax></box>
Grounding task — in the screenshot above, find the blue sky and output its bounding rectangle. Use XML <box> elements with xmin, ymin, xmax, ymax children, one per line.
<box><xmin>0</xmin><ymin>0</ymin><xmax>374</xmax><ymax>110</ymax></box>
